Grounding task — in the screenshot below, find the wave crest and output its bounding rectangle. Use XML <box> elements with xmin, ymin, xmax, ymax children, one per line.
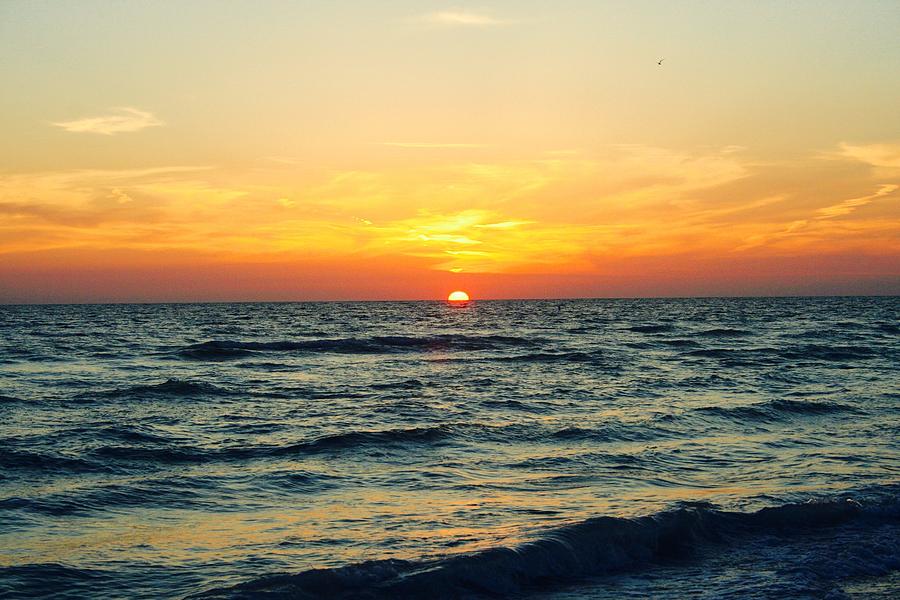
<box><xmin>175</xmin><ymin>335</ymin><xmax>537</xmax><ymax>360</ymax></box>
<box><xmin>697</xmin><ymin>398</ymin><xmax>859</xmax><ymax>421</ymax></box>
<box><xmin>193</xmin><ymin>497</ymin><xmax>895</xmax><ymax>599</ymax></box>
<box><xmin>84</xmin><ymin>379</ymin><xmax>232</xmax><ymax>399</ymax></box>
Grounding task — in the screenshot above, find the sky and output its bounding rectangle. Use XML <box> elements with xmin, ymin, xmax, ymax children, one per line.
<box><xmin>1</xmin><ymin>0</ymin><xmax>898</xmax><ymax>302</ymax></box>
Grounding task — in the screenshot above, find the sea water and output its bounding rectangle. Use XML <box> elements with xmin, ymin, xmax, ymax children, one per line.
<box><xmin>1</xmin><ymin>297</ymin><xmax>898</xmax><ymax>598</ymax></box>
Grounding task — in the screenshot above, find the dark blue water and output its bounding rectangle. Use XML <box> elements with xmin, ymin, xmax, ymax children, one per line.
<box><xmin>1</xmin><ymin>297</ymin><xmax>898</xmax><ymax>599</ymax></box>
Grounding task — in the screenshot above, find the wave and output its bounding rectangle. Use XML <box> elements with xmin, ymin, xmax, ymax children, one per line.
<box><xmin>2</xmin><ymin>471</ymin><xmax>344</xmax><ymax>517</ymax></box>
<box><xmin>781</xmin><ymin>344</ymin><xmax>878</xmax><ymax>362</ymax></box>
<box><xmin>227</xmin><ymin>421</ymin><xmax>671</xmax><ymax>459</ymax></box>
<box><xmin>87</xmin><ymin>423</ymin><xmax>195</xmax><ymax>446</ymax></box>
<box><xmin>175</xmin><ymin>335</ymin><xmax>537</xmax><ymax>360</ymax></box>
<box><xmin>83</xmin><ymin>379</ymin><xmax>233</xmax><ymax>399</ymax></box>
<box><xmin>505</xmin><ymin>450</ymin><xmax>644</xmax><ymax>471</ymax></box>
<box><xmin>370</xmin><ymin>379</ymin><xmax>426</xmax><ymax>391</ymax></box>
<box><xmin>660</xmin><ymin>339</ymin><xmax>701</xmax><ymax>348</ymax></box>
<box><xmin>177</xmin><ymin>344</ymin><xmax>257</xmax><ymax>360</ymax></box>
<box><xmin>257</xmin><ymin>470</ymin><xmax>344</xmax><ymax>492</ymax></box>
<box><xmin>627</xmin><ymin>324</ymin><xmax>675</xmax><ymax>333</ymax></box>
<box><xmin>877</xmin><ymin>322</ymin><xmax>900</xmax><ymax>335</ymax></box>
<box><xmin>89</xmin><ymin>444</ymin><xmax>208</xmax><ymax>464</ymax></box>
<box><xmin>192</xmin><ymin>494</ymin><xmax>900</xmax><ymax>599</ymax></box>
<box><xmin>683</xmin><ymin>347</ymin><xmax>780</xmax><ymax>363</ymax></box>
<box><xmin>550</xmin><ymin>422</ymin><xmax>671</xmax><ymax>443</ymax></box>
<box><xmin>1</xmin><ymin>478</ymin><xmax>215</xmax><ymax>517</ymax></box>
<box><xmin>252</xmin><ymin>421</ymin><xmax>558</xmax><ymax>458</ymax></box>
<box><xmin>261</xmin><ymin>425</ymin><xmax>455</xmax><ymax>456</ymax></box>
<box><xmin>695</xmin><ymin>327</ymin><xmax>753</xmax><ymax>337</ymax></box>
<box><xmin>682</xmin><ymin>344</ymin><xmax>879</xmax><ymax>365</ymax></box>
<box><xmin>0</xmin><ymin>563</ymin><xmax>110</xmax><ymax>593</ymax></box>
<box><xmin>0</xmin><ymin>447</ymin><xmax>109</xmax><ymax>474</ymax></box>
<box><xmin>479</xmin><ymin>398</ymin><xmax>537</xmax><ymax>412</ymax></box>
<box><xmin>245</xmin><ymin>423</ymin><xmax>531</xmax><ymax>459</ymax></box>
<box><xmin>12</xmin><ymin>424</ymin><xmax>520</xmax><ymax>471</ymax></box>
<box><xmin>495</xmin><ymin>351</ymin><xmax>607</xmax><ymax>364</ymax></box>
<box><xmin>81</xmin><ymin>424</ymin><xmax>490</xmax><ymax>465</ymax></box>
<box><xmin>696</xmin><ymin>398</ymin><xmax>859</xmax><ymax>421</ymax></box>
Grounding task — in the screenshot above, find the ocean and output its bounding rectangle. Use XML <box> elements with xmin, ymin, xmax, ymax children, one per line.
<box><xmin>1</xmin><ymin>297</ymin><xmax>898</xmax><ymax>599</ymax></box>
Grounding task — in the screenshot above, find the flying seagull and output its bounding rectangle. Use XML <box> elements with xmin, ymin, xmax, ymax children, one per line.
<box><xmin>658</xmin><ymin>58</ymin><xmax>665</xmax><ymax>66</ymax></box>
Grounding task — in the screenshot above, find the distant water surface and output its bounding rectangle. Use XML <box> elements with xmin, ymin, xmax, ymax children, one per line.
<box><xmin>0</xmin><ymin>297</ymin><xmax>898</xmax><ymax>598</ymax></box>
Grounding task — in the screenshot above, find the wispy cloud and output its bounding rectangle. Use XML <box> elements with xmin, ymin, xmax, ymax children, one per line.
<box><xmin>381</xmin><ymin>142</ymin><xmax>485</xmax><ymax>149</ymax></box>
<box><xmin>52</xmin><ymin>107</ymin><xmax>163</xmax><ymax>135</ymax></box>
<box><xmin>816</xmin><ymin>184</ymin><xmax>898</xmax><ymax>219</ymax></box>
<box><xmin>416</xmin><ymin>10</ymin><xmax>509</xmax><ymax>27</ymax></box>
<box><xmin>260</xmin><ymin>156</ymin><xmax>304</xmax><ymax>165</ymax></box>
<box><xmin>735</xmin><ymin>184</ymin><xmax>899</xmax><ymax>251</ymax></box>
<box><xmin>4</xmin><ymin>145</ymin><xmax>897</xmax><ymax>278</ymax></box>
<box><xmin>829</xmin><ymin>142</ymin><xmax>900</xmax><ymax>168</ymax></box>
<box><xmin>475</xmin><ymin>220</ymin><xmax>533</xmax><ymax>229</ymax></box>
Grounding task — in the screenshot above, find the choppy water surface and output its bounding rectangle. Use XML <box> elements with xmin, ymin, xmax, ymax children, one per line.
<box><xmin>1</xmin><ymin>297</ymin><xmax>898</xmax><ymax>599</ymax></box>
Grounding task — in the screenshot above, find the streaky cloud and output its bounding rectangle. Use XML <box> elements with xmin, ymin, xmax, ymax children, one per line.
<box><xmin>260</xmin><ymin>156</ymin><xmax>304</xmax><ymax>165</ymax></box>
<box><xmin>475</xmin><ymin>220</ymin><xmax>533</xmax><ymax>229</ymax></box>
<box><xmin>416</xmin><ymin>10</ymin><xmax>508</xmax><ymax>27</ymax></box>
<box><xmin>735</xmin><ymin>184</ymin><xmax>898</xmax><ymax>251</ymax></box>
<box><xmin>832</xmin><ymin>142</ymin><xmax>900</xmax><ymax>169</ymax></box>
<box><xmin>381</xmin><ymin>142</ymin><xmax>486</xmax><ymax>148</ymax></box>
<box><xmin>816</xmin><ymin>184</ymin><xmax>899</xmax><ymax>219</ymax></box>
<box><xmin>52</xmin><ymin>107</ymin><xmax>163</xmax><ymax>135</ymax></box>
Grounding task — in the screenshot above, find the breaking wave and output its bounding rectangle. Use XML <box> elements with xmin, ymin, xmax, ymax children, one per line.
<box><xmin>193</xmin><ymin>494</ymin><xmax>900</xmax><ymax>599</ymax></box>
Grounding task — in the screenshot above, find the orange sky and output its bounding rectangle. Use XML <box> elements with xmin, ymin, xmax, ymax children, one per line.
<box><xmin>1</xmin><ymin>2</ymin><xmax>898</xmax><ymax>302</ymax></box>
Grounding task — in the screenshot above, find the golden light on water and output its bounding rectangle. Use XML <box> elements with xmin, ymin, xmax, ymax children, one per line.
<box><xmin>448</xmin><ymin>291</ymin><xmax>470</xmax><ymax>302</ymax></box>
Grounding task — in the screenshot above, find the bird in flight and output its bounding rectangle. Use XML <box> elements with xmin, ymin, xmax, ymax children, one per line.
<box><xmin>658</xmin><ymin>58</ymin><xmax>665</xmax><ymax>66</ymax></box>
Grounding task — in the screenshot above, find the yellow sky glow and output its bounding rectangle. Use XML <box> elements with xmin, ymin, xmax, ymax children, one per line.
<box><xmin>1</xmin><ymin>1</ymin><xmax>898</xmax><ymax>301</ymax></box>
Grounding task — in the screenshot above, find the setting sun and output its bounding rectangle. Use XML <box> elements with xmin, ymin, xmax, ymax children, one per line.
<box><xmin>447</xmin><ymin>291</ymin><xmax>470</xmax><ymax>302</ymax></box>
<box><xmin>1</xmin><ymin>3</ymin><xmax>896</xmax><ymax>598</ymax></box>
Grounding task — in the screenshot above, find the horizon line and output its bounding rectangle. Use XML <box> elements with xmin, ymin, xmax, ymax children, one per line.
<box><xmin>2</xmin><ymin>292</ymin><xmax>898</xmax><ymax>307</ymax></box>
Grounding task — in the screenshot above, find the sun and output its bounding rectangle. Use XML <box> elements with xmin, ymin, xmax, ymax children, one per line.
<box><xmin>447</xmin><ymin>290</ymin><xmax>470</xmax><ymax>302</ymax></box>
